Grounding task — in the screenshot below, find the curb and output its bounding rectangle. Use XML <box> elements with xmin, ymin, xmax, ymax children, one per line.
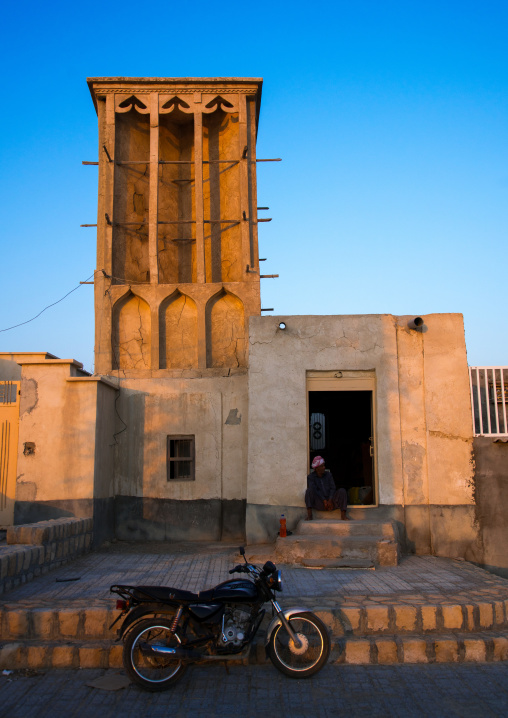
<box><xmin>2</xmin><ymin>599</ymin><xmax>507</xmax><ymax>641</ymax></box>
<box><xmin>2</xmin><ymin>632</ymin><xmax>508</xmax><ymax>670</ymax></box>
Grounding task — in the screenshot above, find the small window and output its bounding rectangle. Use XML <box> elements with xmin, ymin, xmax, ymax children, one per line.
<box><xmin>167</xmin><ymin>435</ymin><xmax>195</xmax><ymax>481</ymax></box>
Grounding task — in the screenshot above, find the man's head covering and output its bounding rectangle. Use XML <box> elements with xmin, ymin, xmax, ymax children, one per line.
<box><xmin>311</xmin><ymin>456</ymin><xmax>325</xmax><ymax>469</ymax></box>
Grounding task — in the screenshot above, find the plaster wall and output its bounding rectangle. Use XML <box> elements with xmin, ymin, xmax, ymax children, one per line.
<box><xmin>471</xmin><ymin>437</ymin><xmax>508</xmax><ymax>578</ymax></box>
<box><xmin>13</xmin><ymin>361</ymin><xmax>116</xmax><ymax>540</ymax></box>
<box><xmin>246</xmin><ymin>314</ymin><xmax>477</xmax><ymax>555</ymax></box>
<box><xmin>111</xmin><ymin>373</ymin><xmax>248</xmax><ymax>540</ymax></box>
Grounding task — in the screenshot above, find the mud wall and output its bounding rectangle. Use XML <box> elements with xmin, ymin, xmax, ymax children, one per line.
<box><xmin>472</xmin><ymin>437</ymin><xmax>508</xmax><ymax>578</ymax></box>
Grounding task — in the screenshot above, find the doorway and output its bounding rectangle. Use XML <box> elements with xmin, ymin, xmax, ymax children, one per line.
<box><xmin>307</xmin><ymin>373</ymin><xmax>376</xmax><ymax>506</ymax></box>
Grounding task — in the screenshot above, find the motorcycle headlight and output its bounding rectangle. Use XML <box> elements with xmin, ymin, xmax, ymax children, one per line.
<box><xmin>268</xmin><ymin>569</ymin><xmax>283</xmax><ymax>592</ymax></box>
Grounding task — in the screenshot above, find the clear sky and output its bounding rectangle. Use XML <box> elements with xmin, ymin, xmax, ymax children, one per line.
<box><xmin>1</xmin><ymin>0</ymin><xmax>506</xmax><ymax>371</ymax></box>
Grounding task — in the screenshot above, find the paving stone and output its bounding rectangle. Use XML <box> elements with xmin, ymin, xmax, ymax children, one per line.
<box><xmin>78</xmin><ymin>645</ymin><xmax>105</xmax><ymax>668</ymax></box>
<box><xmin>479</xmin><ymin>602</ymin><xmax>494</xmax><ymax>628</ymax></box>
<box><xmin>7</xmin><ymin>610</ymin><xmax>28</xmax><ymax>638</ymax></box>
<box><xmin>345</xmin><ymin>640</ymin><xmax>371</xmax><ymax>664</ymax></box>
<box><xmin>27</xmin><ymin>644</ymin><xmax>49</xmax><ymax>668</ymax></box>
<box><xmin>0</xmin><ymin>642</ymin><xmax>22</xmax><ymax>669</ymax></box>
<box><xmin>375</xmin><ymin>638</ymin><xmax>398</xmax><ymax>663</ymax></box>
<box><xmin>52</xmin><ymin>645</ymin><xmax>77</xmax><ymax>668</ymax></box>
<box><xmin>58</xmin><ymin>609</ymin><xmax>81</xmax><ymax>638</ymax></box>
<box><xmin>442</xmin><ymin>605</ymin><xmax>463</xmax><ymax>629</ymax></box>
<box><xmin>495</xmin><ymin>601</ymin><xmax>505</xmax><ymax>625</ymax></box>
<box><xmin>108</xmin><ymin>643</ymin><xmax>124</xmax><ymax>668</ymax></box>
<box><xmin>464</xmin><ymin>638</ymin><xmax>487</xmax><ymax>662</ymax></box>
<box><xmin>395</xmin><ymin>605</ymin><xmax>417</xmax><ymax>631</ymax></box>
<box><xmin>435</xmin><ymin>638</ymin><xmax>458</xmax><ymax>662</ymax></box>
<box><xmin>32</xmin><ymin>609</ymin><xmax>54</xmax><ymax>639</ymax></box>
<box><xmin>464</xmin><ymin>604</ymin><xmax>475</xmax><ymax>631</ymax></box>
<box><xmin>340</xmin><ymin>607</ymin><xmax>361</xmax><ymax>631</ymax></box>
<box><xmin>84</xmin><ymin>607</ymin><xmax>109</xmax><ymax>638</ymax></box>
<box><xmin>421</xmin><ymin>605</ymin><xmax>437</xmax><ymax>631</ymax></box>
<box><xmin>403</xmin><ymin>639</ymin><xmax>428</xmax><ymax>663</ymax></box>
<box><xmin>366</xmin><ymin>606</ymin><xmax>389</xmax><ymax>631</ymax></box>
<box><xmin>493</xmin><ymin>636</ymin><xmax>508</xmax><ymax>661</ymax></box>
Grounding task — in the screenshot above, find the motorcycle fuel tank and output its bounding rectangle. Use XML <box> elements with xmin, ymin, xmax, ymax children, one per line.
<box><xmin>202</xmin><ymin>579</ymin><xmax>259</xmax><ymax>603</ymax></box>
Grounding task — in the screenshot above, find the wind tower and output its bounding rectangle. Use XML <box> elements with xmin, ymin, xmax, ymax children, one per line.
<box><xmin>87</xmin><ymin>78</ymin><xmax>266</xmax><ymax>375</ymax></box>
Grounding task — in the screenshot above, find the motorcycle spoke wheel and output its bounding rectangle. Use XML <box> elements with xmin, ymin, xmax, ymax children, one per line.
<box><xmin>123</xmin><ymin>619</ymin><xmax>187</xmax><ymax>691</ymax></box>
<box><xmin>268</xmin><ymin>612</ymin><xmax>330</xmax><ymax>678</ymax></box>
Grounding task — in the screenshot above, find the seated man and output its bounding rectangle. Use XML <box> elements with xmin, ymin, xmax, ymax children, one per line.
<box><xmin>305</xmin><ymin>456</ymin><xmax>349</xmax><ymax>521</ymax></box>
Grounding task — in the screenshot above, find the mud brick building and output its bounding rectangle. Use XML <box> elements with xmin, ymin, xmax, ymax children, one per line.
<box><xmin>1</xmin><ymin>77</ymin><xmax>506</xmax><ymax>575</ymax></box>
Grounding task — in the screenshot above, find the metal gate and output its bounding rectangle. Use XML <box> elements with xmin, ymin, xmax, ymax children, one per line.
<box><xmin>0</xmin><ymin>381</ymin><xmax>20</xmax><ymax>527</ymax></box>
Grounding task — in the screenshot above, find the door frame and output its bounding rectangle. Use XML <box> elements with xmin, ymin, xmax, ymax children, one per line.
<box><xmin>306</xmin><ymin>370</ymin><xmax>378</xmax><ymax>507</ymax></box>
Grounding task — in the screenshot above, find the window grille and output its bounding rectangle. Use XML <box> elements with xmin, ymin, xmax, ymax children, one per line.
<box><xmin>167</xmin><ymin>436</ymin><xmax>195</xmax><ymax>481</ymax></box>
<box><xmin>469</xmin><ymin>367</ymin><xmax>508</xmax><ymax>437</ymax></box>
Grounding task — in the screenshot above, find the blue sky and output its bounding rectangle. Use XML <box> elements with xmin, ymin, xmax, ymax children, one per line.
<box><xmin>1</xmin><ymin>1</ymin><xmax>507</xmax><ymax>371</ymax></box>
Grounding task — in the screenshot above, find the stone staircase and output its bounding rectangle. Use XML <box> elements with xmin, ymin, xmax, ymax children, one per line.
<box><xmin>274</xmin><ymin>516</ymin><xmax>400</xmax><ymax>567</ymax></box>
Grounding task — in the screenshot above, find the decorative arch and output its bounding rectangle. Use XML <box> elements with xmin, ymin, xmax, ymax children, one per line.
<box><xmin>115</xmin><ymin>94</ymin><xmax>150</xmax><ymax>114</ymax></box>
<box><xmin>205</xmin><ymin>290</ymin><xmax>245</xmax><ymax>368</ymax></box>
<box><xmin>112</xmin><ymin>292</ymin><xmax>151</xmax><ymax>370</ymax></box>
<box><xmin>159</xmin><ymin>291</ymin><xmax>198</xmax><ymax>369</ymax></box>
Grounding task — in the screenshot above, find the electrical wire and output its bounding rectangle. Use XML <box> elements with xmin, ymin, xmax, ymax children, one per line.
<box><xmin>0</xmin><ymin>268</ymin><xmax>150</xmax><ymax>334</ymax></box>
<box><xmin>0</xmin><ymin>272</ymin><xmax>96</xmax><ymax>333</ymax></box>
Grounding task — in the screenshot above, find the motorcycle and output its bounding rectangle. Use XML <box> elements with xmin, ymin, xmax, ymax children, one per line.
<box><xmin>110</xmin><ymin>547</ymin><xmax>330</xmax><ymax>691</ymax></box>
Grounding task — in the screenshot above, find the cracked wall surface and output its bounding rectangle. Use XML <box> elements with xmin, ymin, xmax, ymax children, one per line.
<box><xmin>113</xmin><ymin>293</ymin><xmax>151</xmax><ymax>371</ymax></box>
<box><xmin>206</xmin><ymin>290</ymin><xmax>245</xmax><ymax>368</ymax></box>
<box><xmin>159</xmin><ymin>291</ymin><xmax>198</xmax><ymax>369</ymax></box>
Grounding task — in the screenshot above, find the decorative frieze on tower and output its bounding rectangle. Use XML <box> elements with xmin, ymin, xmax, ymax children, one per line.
<box><xmin>87</xmin><ymin>77</ymin><xmax>263</xmax><ymax>375</ymax></box>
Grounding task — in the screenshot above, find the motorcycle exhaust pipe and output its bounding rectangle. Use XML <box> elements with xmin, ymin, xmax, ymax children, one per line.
<box><xmin>139</xmin><ymin>641</ymin><xmax>250</xmax><ymax>662</ymax></box>
<box><xmin>138</xmin><ymin>642</ymin><xmax>203</xmax><ymax>660</ymax></box>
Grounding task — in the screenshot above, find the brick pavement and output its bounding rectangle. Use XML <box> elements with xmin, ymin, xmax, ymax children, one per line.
<box><xmin>2</xmin><ymin>541</ymin><xmax>507</xmax><ymax>606</ymax></box>
<box><xmin>1</xmin><ymin>663</ymin><xmax>508</xmax><ymax>717</ymax></box>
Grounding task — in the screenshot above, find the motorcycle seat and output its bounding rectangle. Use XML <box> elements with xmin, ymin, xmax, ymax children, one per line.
<box><xmin>132</xmin><ymin>585</ymin><xmax>199</xmax><ymax>603</ymax></box>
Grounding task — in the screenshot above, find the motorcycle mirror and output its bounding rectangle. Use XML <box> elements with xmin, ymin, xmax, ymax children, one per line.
<box><xmin>239</xmin><ymin>546</ymin><xmax>245</xmax><ymax>556</ymax></box>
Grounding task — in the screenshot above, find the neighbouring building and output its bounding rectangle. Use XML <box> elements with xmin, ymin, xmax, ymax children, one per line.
<box><xmin>1</xmin><ymin>77</ymin><xmax>506</xmax><ymax>574</ymax></box>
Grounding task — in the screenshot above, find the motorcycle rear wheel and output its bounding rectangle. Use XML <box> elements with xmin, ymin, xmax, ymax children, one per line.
<box><xmin>267</xmin><ymin>611</ymin><xmax>330</xmax><ymax>678</ymax></box>
<box><xmin>123</xmin><ymin>618</ymin><xmax>187</xmax><ymax>691</ymax></box>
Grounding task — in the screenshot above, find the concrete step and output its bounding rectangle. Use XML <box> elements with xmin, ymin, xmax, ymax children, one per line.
<box><xmin>301</xmin><ymin>558</ymin><xmax>375</xmax><ymax>569</ymax></box>
<box><xmin>297</xmin><ymin>519</ymin><xmax>396</xmax><ymax>538</ymax></box>
<box><xmin>275</xmin><ymin>534</ymin><xmax>399</xmax><ymax>566</ymax></box>
<box><xmin>3</xmin><ymin>597</ymin><xmax>506</xmax><ymax>642</ymax></box>
<box><xmin>2</xmin><ymin>631</ymin><xmax>508</xmax><ymax>669</ymax></box>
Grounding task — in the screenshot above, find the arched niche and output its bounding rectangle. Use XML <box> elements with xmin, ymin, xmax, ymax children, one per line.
<box><xmin>112</xmin><ymin>292</ymin><xmax>151</xmax><ymax>370</ymax></box>
<box><xmin>158</xmin><ymin>108</ymin><xmax>196</xmax><ymax>284</ymax></box>
<box><xmin>203</xmin><ymin>108</ymin><xmax>242</xmax><ymax>283</ymax></box>
<box><xmin>159</xmin><ymin>291</ymin><xmax>198</xmax><ymax>369</ymax></box>
<box><xmin>113</xmin><ymin>106</ymin><xmax>150</xmax><ymax>284</ymax></box>
<box><xmin>205</xmin><ymin>290</ymin><xmax>245</xmax><ymax>368</ymax></box>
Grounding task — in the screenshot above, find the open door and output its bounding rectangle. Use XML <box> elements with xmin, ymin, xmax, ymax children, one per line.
<box><xmin>307</xmin><ymin>372</ymin><xmax>377</xmax><ymax>506</ymax></box>
<box><xmin>0</xmin><ymin>381</ymin><xmax>20</xmax><ymax>527</ymax></box>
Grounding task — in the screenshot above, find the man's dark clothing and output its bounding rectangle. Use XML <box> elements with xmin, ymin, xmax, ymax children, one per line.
<box><xmin>305</xmin><ymin>470</ymin><xmax>347</xmax><ymax>511</ymax></box>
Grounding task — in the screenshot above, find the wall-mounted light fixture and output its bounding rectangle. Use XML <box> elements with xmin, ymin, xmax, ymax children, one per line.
<box><xmin>278</xmin><ymin>322</ymin><xmax>287</xmax><ymax>330</ymax></box>
<box><xmin>408</xmin><ymin>317</ymin><xmax>424</xmax><ymax>330</ymax></box>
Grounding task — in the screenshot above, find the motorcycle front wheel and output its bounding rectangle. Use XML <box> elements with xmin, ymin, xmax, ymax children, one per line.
<box><xmin>267</xmin><ymin>611</ymin><xmax>330</xmax><ymax>678</ymax></box>
<box><xmin>123</xmin><ymin>618</ymin><xmax>187</xmax><ymax>691</ymax></box>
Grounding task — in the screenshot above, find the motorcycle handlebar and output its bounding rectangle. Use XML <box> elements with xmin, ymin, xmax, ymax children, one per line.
<box><xmin>229</xmin><ymin>565</ymin><xmax>244</xmax><ymax>574</ymax></box>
